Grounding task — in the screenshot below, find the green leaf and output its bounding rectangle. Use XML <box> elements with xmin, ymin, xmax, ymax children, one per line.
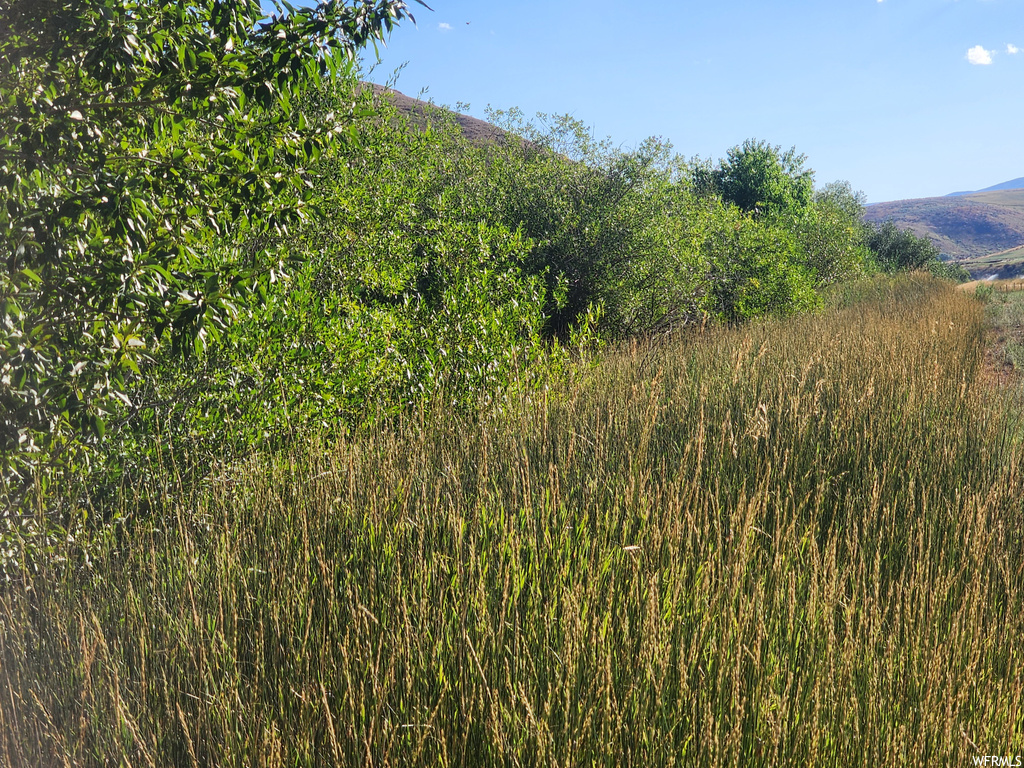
<box><xmin>123</xmin><ymin>354</ymin><xmax>141</xmax><ymax>375</ymax></box>
<box><xmin>0</xmin><ymin>0</ymin><xmax>426</xmax><ymax>498</ymax></box>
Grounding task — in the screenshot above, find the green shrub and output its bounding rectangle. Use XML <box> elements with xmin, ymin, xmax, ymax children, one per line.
<box><xmin>0</xmin><ymin>0</ymin><xmax>423</xmax><ymax>505</ymax></box>
<box><xmin>927</xmin><ymin>259</ymin><xmax>971</xmax><ymax>283</ymax></box>
<box><xmin>100</xmin><ymin>84</ymin><xmax>563</xmax><ymax>484</ymax></box>
<box><xmin>690</xmin><ymin>201</ymin><xmax>821</xmax><ymax>322</ymax></box>
<box><xmin>865</xmin><ymin>220</ymin><xmax>941</xmax><ymax>272</ymax></box>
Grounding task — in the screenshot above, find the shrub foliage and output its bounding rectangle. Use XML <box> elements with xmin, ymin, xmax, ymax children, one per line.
<box><xmin>1</xmin><ymin>1</ymin><xmax>963</xmax><ymax>513</ymax></box>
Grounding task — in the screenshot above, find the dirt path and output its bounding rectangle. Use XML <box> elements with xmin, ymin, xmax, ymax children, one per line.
<box><xmin>975</xmin><ymin>282</ymin><xmax>1024</xmax><ymax>387</ymax></box>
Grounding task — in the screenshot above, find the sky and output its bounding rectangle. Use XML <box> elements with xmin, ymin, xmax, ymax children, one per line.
<box><xmin>366</xmin><ymin>0</ymin><xmax>1024</xmax><ymax>203</ymax></box>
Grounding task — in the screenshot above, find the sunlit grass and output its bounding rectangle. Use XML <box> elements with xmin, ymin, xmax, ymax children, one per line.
<box><xmin>2</xmin><ymin>275</ymin><xmax>1022</xmax><ymax>766</ymax></box>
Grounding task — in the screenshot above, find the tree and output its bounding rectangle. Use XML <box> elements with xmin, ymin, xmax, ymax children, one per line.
<box><xmin>462</xmin><ymin>110</ymin><xmax>691</xmax><ymax>338</ymax></box>
<box><xmin>694</xmin><ymin>139</ymin><xmax>814</xmax><ymax>219</ymax></box>
<box><xmin>865</xmin><ymin>220</ymin><xmax>941</xmax><ymax>272</ymax></box>
<box><xmin>792</xmin><ymin>180</ymin><xmax>871</xmax><ymax>287</ymax></box>
<box><xmin>694</xmin><ymin>200</ymin><xmax>819</xmax><ymax>323</ymax></box>
<box><xmin>814</xmin><ymin>180</ymin><xmax>867</xmax><ymax>220</ymax></box>
<box><xmin>0</xmin><ymin>0</ymin><xmax>425</xmax><ymax>494</ymax></box>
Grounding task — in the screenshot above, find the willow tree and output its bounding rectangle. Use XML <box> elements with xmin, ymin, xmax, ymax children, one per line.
<box><xmin>0</xmin><ymin>0</ymin><xmax>425</xmax><ymax>493</ymax></box>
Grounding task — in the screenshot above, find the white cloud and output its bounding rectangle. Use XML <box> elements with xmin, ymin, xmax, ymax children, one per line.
<box><xmin>1008</xmin><ymin>43</ymin><xmax>1020</xmax><ymax>55</ymax></box>
<box><xmin>967</xmin><ymin>45</ymin><xmax>994</xmax><ymax>65</ymax></box>
<box><xmin>438</xmin><ymin>22</ymin><xmax>452</xmax><ymax>31</ymax></box>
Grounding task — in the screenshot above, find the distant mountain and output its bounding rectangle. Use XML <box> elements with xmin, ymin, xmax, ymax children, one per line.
<box><xmin>863</xmin><ymin>188</ymin><xmax>1024</xmax><ymax>261</ymax></box>
<box><xmin>947</xmin><ymin>177</ymin><xmax>1024</xmax><ymax>197</ymax></box>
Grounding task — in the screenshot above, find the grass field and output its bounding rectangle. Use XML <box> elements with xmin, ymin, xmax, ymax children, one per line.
<box><xmin>2</xmin><ymin>275</ymin><xmax>1023</xmax><ymax>766</ymax></box>
<box><xmin>958</xmin><ymin>277</ymin><xmax>1024</xmax><ymax>293</ymax></box>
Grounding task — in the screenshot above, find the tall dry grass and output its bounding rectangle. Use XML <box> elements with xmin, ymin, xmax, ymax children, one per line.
<box><xmin>2</xmin><ymin>275</ymin><xmax>1022</xmax><ymax>766</ymax></box>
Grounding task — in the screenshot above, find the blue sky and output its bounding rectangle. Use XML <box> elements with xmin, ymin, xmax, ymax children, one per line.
<box><xmin>366</xmin><ymin>0</ymin><xmax>1023</xmax><ymax>203</ymax></box>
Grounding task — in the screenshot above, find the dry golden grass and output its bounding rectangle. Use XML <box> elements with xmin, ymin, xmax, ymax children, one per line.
<box><xmin>958</xmin><ymin>278</ymin><xmax>1024</xmax><ymax>293</ymax></box>
<box><xmin>1</xmin><ymin>275</ymin><xmax>1022</xmax><ymax>766</ymax></box>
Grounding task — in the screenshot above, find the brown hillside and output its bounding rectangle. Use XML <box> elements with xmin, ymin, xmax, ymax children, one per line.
<box><xmin>863</xmin><ymin>190</ymin><xmax>1024</xmax><ymax>260</ymax></box>
<box><xmin>364</xmin><ymin>83</ymin><xmax>507</xmax><ymax>145</ymax></box>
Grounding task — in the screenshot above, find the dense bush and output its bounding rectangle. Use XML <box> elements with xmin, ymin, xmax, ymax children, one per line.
<box><xmin>446</xmin><ymin>117</ymin><xmax>867</xmax><ymax>334</ymax></box>
<box><xmin>451</xmin><ymin>113</ymin><xmax>694</xmax><ymax>337</ymax></box>
<box><xmin>688</xmin><ymin>141</ymin><xmax>871</xmax><ymax>303</ymax></box>
<box><xmin>927</xmin><ymin>258</ymin><xmax>972</xmax><ymax>282</ymax></box>
<box><xmin>102</xmin><ymin>84</ymin><xmax>563</xmax><ymax>484</ymax></box>
<box><xmin>98</xmin><ymin>105</ymin><xmax>883</xmax><ymax>496</ymax></box>
<box><xmin>0</xmin><ymin>0</ymin><xmax>425</xmax><ymax>505</ymax></box>
<box><xmin>692</xmin><ymin>202</ymin><xmax>821</xmax><ymax>322</ymax></box>
<box><xmin>1</xmin><ymin>28</ymin><xmax>897</xmax><ymax>515</ymax></box>
<box><xmin>865</xmin><ymin>219</ymin><xmax>942</xmax><ymax>272</ymax></box>
<box><xmin>858</xmin><ymin>218</ymin><xmax>970</xmax><ymax>282</ymax></box>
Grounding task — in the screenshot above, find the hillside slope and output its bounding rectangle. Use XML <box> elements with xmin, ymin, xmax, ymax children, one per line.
<box><xmin>365</xmin><ymin>83</ymin><xmax>507</xmax><ymax>145</ymax></box>
<box><xmin>863</xmin><ymin>189</ymin><xmax>1024</xmax><ymax>260</ymax></box>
